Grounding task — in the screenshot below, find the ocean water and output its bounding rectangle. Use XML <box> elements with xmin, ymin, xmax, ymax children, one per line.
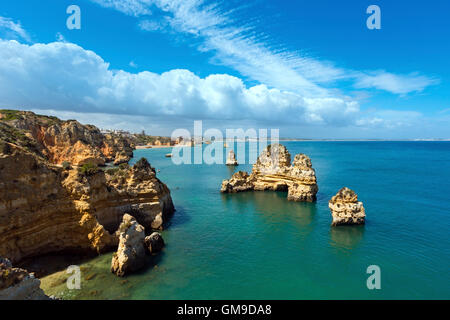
<box><xmin>41</xmin><ymin>142</ymin><xmax>450</xmax><ymax>299</ymax></box>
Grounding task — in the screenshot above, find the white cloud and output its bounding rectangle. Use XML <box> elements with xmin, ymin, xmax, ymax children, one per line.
<box><xmin>90</xmin><ymin>0</ymin><xmax>437</xmax><ymax>96</ymax></box>
<box><xmin>354</xmin><ymin>71</ymin><xmax>439</xmax><ymax>95</ymax></box>
<box><xmin>90</xmin><ymin>0</ymin><xmax>152</xmax><ymax>16</ymax></box>
<box><xmin>0</xmin><ymin>16</ymin><xmax>31</xmax><ymax>42</ymax></box>
<box><xmin>0</xmin><ymin>39</ymin><xmax>360</xmax><ymax>127</ymax></box>
<box><xmin>138</xmin><ymin>19</ymin><xmax>166</xmax><ymax>31</ymax></box>
<box><xmin>356</xmin><ymin>110</ymin><xmax>423</xmax><ymax>129</ymax></box>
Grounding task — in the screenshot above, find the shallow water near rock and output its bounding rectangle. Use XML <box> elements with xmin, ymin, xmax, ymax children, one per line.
<box><xmin>41</xmin><ymin>141</ymin><xmax>450</xmax><ymax>299</ymax></box>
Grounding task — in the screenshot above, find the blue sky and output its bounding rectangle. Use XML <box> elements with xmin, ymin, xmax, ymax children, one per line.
<box><xmin>0</xmin><ymin>0</ymin><xmax>449</xmax><ymax>138</ymax></box>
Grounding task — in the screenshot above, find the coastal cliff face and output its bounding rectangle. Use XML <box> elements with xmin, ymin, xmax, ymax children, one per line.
<box><xmin>0</xmin><ymin>110</ymin><xmax>133</xmax><ymax>166</ymax></box>
<box><xmin>0</xmin><ymin>111</ymin><xmax>175</xmax><ymax>265</ymax></box>
<box><xmin>0</xmin><ymin>257</ymin><xmax>50</xmax><ymax>300</ymax></box>
<box><xmin>329</xmin><ymin>187</ymin><xmax>365</xmax><ymax>226</ymax></box>
<box><xmin>221</xmin><ymin>144</ymin><xmax>318</xmax><ymax>202</ymax></box>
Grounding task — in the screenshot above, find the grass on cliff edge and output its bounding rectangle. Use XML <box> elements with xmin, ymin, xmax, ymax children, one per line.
<box><xmin>78</xmin><ymin>162</ymin><xmax>100</xmax><ymax>176</ymax></box>
<box><xmin>0</xmin><ymin>109</ymin><xmax>21</xmax><ymax>121</ymax></box>
<box><xmin>0</xmin><ymin>109</ymin><xmax>62</xmax><ymax>126</ymax></box>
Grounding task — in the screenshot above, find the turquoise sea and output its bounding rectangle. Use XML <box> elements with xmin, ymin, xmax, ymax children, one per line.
<box><xmin>42</xmin><ymin>141</ymin><xmax>450</xmax><ymax>299</ymax></box>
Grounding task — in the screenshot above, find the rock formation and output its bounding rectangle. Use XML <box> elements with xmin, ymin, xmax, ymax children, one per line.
<box><xmin>0</xmin><ymin>111</ymin><xmax>175</xmax><ymax>265</ymax></box>
<box><xmin>328</xmin><ymin>187</ymin><xmax>365</xmax><ymax>226</ymax></box>
<box><xmin>0</xmin><ymin>110</ymin><xmax>133</xmax><ymax>166</ymax></box>
<box><xmin>221</xmin><ymin>144</ymin><xmax>318</xmax><ymax>202</ymax></box>
<box><xmin>111</xmin><ymin>214</ymin><xmax>146</xmax><ymax>277</ymax></box>
<box><xmin>145</xmin><ymin>232</ymin><xmax>165</xmax><ymax>254</ymax></box>
<box><xmin>226</xmin><ymin>150</ymin><xmax>238</xmax><ymax>166</ymax></box>
<box><xmin>220</xmin><ymin>171</ymin><xmax>254</xmax><ymax>193</ymax></box>
<box><xmin>113</xmin><ymin>152</ymin><xmax>130</xmax><ymax>165</ymax></box>
<box><xmin>0</xmin><ymin>257</ymin><xmax>50</xmax><ymax>300</ymax></box>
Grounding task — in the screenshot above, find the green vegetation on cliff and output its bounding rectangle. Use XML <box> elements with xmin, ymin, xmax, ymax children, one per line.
<box><xmin>0</xmin><ymin>122</ymin><xmax>40</xmax><ymax>155</ymax></box>
<box><xmin>79</xmin><ymin>162</ymin><xmax>100</xmax><ymax>176</ymax></box>
<box><xmin>0</xmin><ymin>109</ymin><xmax>62</xmax><ymax>126</ymax></box>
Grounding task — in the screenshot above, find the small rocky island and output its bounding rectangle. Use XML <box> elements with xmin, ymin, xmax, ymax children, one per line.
<box><xmin>226</xmin><ymin>150</ymin><xmax>238</xmax><ymax>166</ymax></box>
<box><xmin>329</xmin><ymin>187</ymin><xmax>365</xmax><ymax>226</ymax></box>
<box><xmin>221</xmin><ymin>144</ymin><xmax>318</xmax><ymax>202</ymax></box>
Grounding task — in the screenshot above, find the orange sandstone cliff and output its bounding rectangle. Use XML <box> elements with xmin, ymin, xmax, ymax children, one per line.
<box><xmin>0</xmin><ymin>110</ymin><xmax>174</xmax><ymax>264</ymax></box>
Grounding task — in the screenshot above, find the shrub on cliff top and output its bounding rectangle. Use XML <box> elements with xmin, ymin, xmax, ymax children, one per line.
<box><xmin>119</xmin><ymin>163</ymin><xmax>129</xmax><ymax>170</ymax></box>
<box><xmin>134</xmin><ymin>157</ymin><xmax>150</xmax><ymax>170</ymax></box>
<box><xmin>105</xmin><ymin>167</ymin><xmax>119</xmax><ymax>176</ymax></box>
<box><xmin>79</xmin><ymin>162</ymin><xmax>100</xmax><ymax>176</ymax></box>
<box><xmin>61</xmin><ymin>161</ymin><xmax>71</xmax><ymax>170</ymax></box>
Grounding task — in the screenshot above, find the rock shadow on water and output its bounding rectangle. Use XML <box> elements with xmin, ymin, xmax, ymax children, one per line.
<box><xmin>167</xmin><ymin>205</ymin><xmax>191</xmax><ymax>228</ymax></box>
<box><xmin>18</xmin><ymin>252</ymin><xmax>100</xmax><ymax>278</ymax></box>
<box><xmin>221</xmin><ymin>190</ymin><xmax>317</xmax><ymax>227</ymax></box>
<box><xmin>329</xmin><ymin>225</ymin><xmax>365</xmax><ymax>251</ymax></box>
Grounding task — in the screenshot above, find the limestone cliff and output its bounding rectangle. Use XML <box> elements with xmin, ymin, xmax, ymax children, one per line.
<box><xmin>329</xmin><ymin>187</ymin><xmax>365</xmax><ymax>226</ymax></box>
<box><xmin>0</xmin><ymin>111</ymin><xmax>175</xmax><ymax>265</ymax></box>
<box><xmin>0</xmin><ymin>110</ymin><xmax>133</xmax><ymax>166</ymax></box>
<box><xmin>221</xmin><ymin>144</ymin><xmax>318</xmax><ymax>202</ymax></box>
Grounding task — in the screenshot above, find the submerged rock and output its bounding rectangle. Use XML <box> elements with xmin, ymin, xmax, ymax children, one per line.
<box><xmin>111</xmin><ymin>214</ymin><xmax>146</xmax><ymax>277</ymax></box>
<box><xmin>221</xmin><ymin>144</ymin><xmax>318</xmax><ymax>202</ymax></box>
<box><xmin>226</xmin><ymin>150</ymin><xmax>238</xmax><ymax>166</ymax></box>
<box><xmin>0</xmin><ymin>257</ymin><xmax>50</xmax><ymax>300</ymax></box>
<box><xmin>144</xmin><ymin>232</ymin><xmax>165</xmax><ymax>254</ymax></box>
<box><xmin>329</xmin><ymin>187</ymin><xmax>365</xmax><ymax>226</ymax></box>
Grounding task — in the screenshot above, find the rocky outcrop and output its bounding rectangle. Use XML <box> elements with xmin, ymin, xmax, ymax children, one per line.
<box><xmin>111</xmin><ymin>214</ymin><xmax>146</xmax><ymax>277</ymax></box>
<box><xmin>0</xmin><ymin>110</ymin><xmax>133</xmax><ymax>166</ymax></box>
<box><xmin>329</xmin><ymin>187</ymin><xmax>365</xmax><ymax>226</ymax></box>
<box><xmin>0</xmin><ymin>257</ymin><xmax>50</xmax><ymax>300</ymax></box>
<box><xmin>0</xmin><ymin>120</ymin><xmax>175</xmax><ymax>264</ymax></box>
<box><xmin>220</xmin><ymin>171</ymin><xmax>254</xmax><ymax>193</ymax></box>
<box><xmin>221</xmin><ymin>144</ymin><xmax>318</xmax><ymax>202</ymax></box>
<box><xmin>226</xmin><ymin>150</ymin><xmax>238</xmax><ymax>166</ymax></box>
<box><xmin>145</xmin><ymin>232</ymin><xmax>165</xmax><ymax>254</ymax></box>
<box><xmin>101</xmin><ymin>158</ymin><xmax>175</xmax><ymax>231</ymax></box>
<box><xmin>113</xmin><ymin>152</ymin><xmax>131</xmax><ymax>165</ymax></box>
<box><xmin>0</xmin><ymin>145</ymin><xmax>117</xmax><ymax>263</ymax></box>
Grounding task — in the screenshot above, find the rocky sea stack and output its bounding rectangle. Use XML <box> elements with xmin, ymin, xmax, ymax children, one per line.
<box><xmin>221</xmin><ymin>144</ymin><xmax>318</xmax><ymax>202</ymax></box>
<box><xmin>111</xmin><ymin>214</ymin><xmax>146</xmax><ymax>277</ymax></box>
<box><xmin>226</xmin><ymin>150</ymin><xmax>238</xmax><ymax>166</ymax></box>
<box><xmin>329</xmin><ymin>187</ymin><xmax>365</xmax><ymax>226</ymax></box>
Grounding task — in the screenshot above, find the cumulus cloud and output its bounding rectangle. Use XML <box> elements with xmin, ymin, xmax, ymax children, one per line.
<box><xmin>0</xmin><ymin>39</ymin><xmax>359</xmax><ymax>127</ymax></box>
<box><xmin>0</xmin><ymin>16</ymin><xmax>30</xmax><ymax>42</ymax></box>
